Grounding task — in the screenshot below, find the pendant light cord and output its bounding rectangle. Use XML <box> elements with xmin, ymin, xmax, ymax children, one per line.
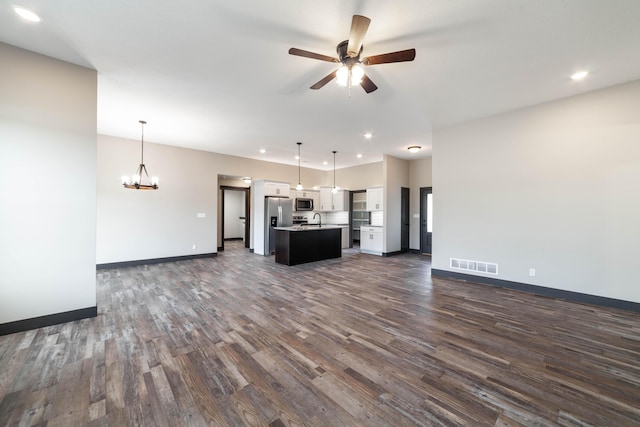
<box><xmin>297</xmin><ymin>142</ymin><xmax>302</xmax><ymax>187</ymax></box>
<box><xmin>139</xmin><ymin>120</ymin><xmax>146</xmax><ymax>164</ymax></box>
<box><xmin>298</xmin><ymin>143</ymin><xmax>301</xmax><ymax>183</ymax></box>
<box><xmin>332</xmin><ymin>150</ymin><xmax>337</xmax><ymax>188</ymax></box>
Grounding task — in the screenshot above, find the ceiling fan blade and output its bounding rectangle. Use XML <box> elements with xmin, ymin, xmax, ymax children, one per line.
<box><xmin>310</xmin><ymin>70</ymin><xmax>338</xmax><ymax>90</ymax></box>
<box><xmin>360</xmin><ymin>74</ymin><xmax>378</xmax><ymax>93</ymax></box>
<box><xmin>363</xmin><ymin>49</ymin><xmax>416</xmax><ymax>65</ymax></box>
<box><xmin>347</xmin><ymin>15</ymin><xmax>371</xmax><ymax>57</ymax></box>
<box><xmin>289</xmin><ymin>47</ymin><xmax>339</xmax><ymax>63</ymax></box>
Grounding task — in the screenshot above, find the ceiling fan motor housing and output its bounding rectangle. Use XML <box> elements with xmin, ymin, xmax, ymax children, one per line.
<box><xmin>337</xmin><ymin>40</ymin><xmax>362</xmax><ymax>65</ymax></box>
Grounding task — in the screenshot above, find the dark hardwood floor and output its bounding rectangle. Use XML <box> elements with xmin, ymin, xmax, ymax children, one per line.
<box><xmin>1</xmin><ymin>240</ymin><xmax>639</xmax><ymax>426</ymax></box>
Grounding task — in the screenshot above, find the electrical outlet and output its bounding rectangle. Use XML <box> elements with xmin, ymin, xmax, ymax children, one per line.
<box><xmin>529</xmin><ymin>268</ymin><xmax>536</xmax><ymax>277</ymax></box>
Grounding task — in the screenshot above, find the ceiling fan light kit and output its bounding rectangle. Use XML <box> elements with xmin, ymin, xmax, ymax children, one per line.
<box><xmin>289</xmin><ymin>15</ymin><xmax>416</xmax><ymax>94</ymax></box>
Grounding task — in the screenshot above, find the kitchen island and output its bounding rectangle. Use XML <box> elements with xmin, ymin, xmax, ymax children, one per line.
<box><xmin>274</xmin><ymin>226</ymin><xmax>342</xmax><ymax>266</ymax></box>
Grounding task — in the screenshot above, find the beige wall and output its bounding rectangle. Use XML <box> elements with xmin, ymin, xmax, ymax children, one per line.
<box><xmin>97</xmin><ymin>136</ymin><xmax>327</xmax><ymax>263</ymax></box>
<box><xmin>335</xmin><ymin>162</ymin><xmax>383</xmax><ymax>190</ymax></box>
<box><xmin>433</xmin><ymin>79</ymin><xmax>640</xmax><ymax>303</ymax></box>
<box><xmin>383</xmin><ymin>155</ymin><xmax>410</xmax><ymax>253</ymax></box>
<box><xmin>0</xmin><ymin>43</ymin><xmax>97</xmax><ymax>323</ymax></box>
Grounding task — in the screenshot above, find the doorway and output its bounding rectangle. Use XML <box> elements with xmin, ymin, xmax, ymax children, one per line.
<box><xmin>351</xmin><ymin>190</ymin><xmax>368</xmax><ymax>248</ymax></box>
<box><xmin>401</xmin><ymin>187</ymin><xmax>409</xmax><ymax>253</ymax></box>
<box><xmin>220</xmin><ymin>186</ymin><xmax>251</xmax><ymax>251</ymax></box>
<box><xmin>420</xmin><ymin>187</ymin><xmax>432</xmax><ymax>255</ymax></box>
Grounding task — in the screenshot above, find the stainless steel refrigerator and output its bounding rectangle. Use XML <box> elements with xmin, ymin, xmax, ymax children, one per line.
<box><xmin>264</xmin><ymin>197</ymin><xmax>293</xmax><ymax>255</ymax></box>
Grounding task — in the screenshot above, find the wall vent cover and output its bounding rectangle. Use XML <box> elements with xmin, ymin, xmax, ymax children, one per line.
<box><xmin>450</xmin><ymin>258</ymin><xmax>498</xmax><ymax>275</ymax></box>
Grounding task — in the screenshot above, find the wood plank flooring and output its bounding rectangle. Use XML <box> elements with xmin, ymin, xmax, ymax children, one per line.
<box><xmin>1</xmin><ymin>240</ymin><xmax>639</xmax><ymax>426</ymax></box>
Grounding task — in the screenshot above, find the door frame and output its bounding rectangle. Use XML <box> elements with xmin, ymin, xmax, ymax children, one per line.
<box><xmin>220</xmin><ymin>185</ymin><xmax>251</xmax><ymax>251</ymax></box>
<box><xmin>420</xmin><ymin>187</ymin><xmax>432</xmax><ymax>255</ymax></box>
<box><xmin>401</xmin><ymin>187</ymin><xmax>409</xmax><ymax>253</ymax></box>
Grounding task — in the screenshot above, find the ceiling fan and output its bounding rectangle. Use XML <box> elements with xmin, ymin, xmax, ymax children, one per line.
<box><xmin>288</xmin><ymin>15</ymin><xmax>416</xmax><ymax>93</ymax></box>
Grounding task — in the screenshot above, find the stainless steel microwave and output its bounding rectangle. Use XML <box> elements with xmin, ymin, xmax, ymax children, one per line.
<box><xmin>295</xmin><ymin>198</ymin><xmax>313</xmax><ymax>211</ymax></box>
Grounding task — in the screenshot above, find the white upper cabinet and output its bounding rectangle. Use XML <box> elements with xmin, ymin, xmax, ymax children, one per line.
<box><xmin>319</xmin><ymin>187</ymin><xmax>349</xmax><ymax>211</ymax></box>
<box><xmin>332</xmin><ymin>190</ymin><xmax>348</xmax><ymax>211</ymax></box>
<box><xmin>264</xmin><ymin>181</ymin><xmax>290</xmax><ymax>197</ymax></box>
<box><xmin>366</xmin><ymin>187</ymin><xmax>383</xmax><ymax>211</ymax></box>
<box><xmin>319</xmin><ymin>188</ymin><xmax>333</xmax><ymax>211</ymax></box>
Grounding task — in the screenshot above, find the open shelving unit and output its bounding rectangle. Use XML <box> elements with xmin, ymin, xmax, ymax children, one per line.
<box><xmin>352</xmin><ymin>191</ymin><xmax>369</xmax><ymax>244</ymax></box>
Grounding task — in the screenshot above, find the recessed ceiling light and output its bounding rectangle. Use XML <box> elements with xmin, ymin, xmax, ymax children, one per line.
<box><xmin>14</xmin><ymin>6</ymin><xmax>41</xmax><ymax>22</ymax></box>
<box><xmin>323</xmin><ymin>161</ymin><xmax>328</xmax><ymax>166</ymax></box>
<box><xmin>408</xmin><ymin>145</ymin><xmax>421</xmax><ymax>154</ymax></box>
<box><xmin>571</xmin><ymin>71</ymin><xmax>589</xmax><ymax>80</ymax></box>
<box><xmin>294</xmin><ymin>155</ymin><xmax>300</xmax><ymax>160</ymax></box>
<box><xmin>357</xmin><ymin>154</ymin><xmax>363</xmax><ymax>158</ymax></box>
<box><xmin>364</xmin><ymin>133</ymin><xmax>373</xmax><ymax>139</ymax></box>
<box><xmin>259</xmin><ymin>149</ymin><xmax>266</xmax><ymax>154</ymax></box>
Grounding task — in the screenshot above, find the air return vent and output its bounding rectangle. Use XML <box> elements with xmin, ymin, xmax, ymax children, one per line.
<box><xmin>450</xmin><ymin>258</ymin><xmax>498</xmax><ymax>275</ymax></box>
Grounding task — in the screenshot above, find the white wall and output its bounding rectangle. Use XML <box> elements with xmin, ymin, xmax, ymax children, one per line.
<box><xmin>0</xmin><ymin>43</ymin><xmax>97</xmax><ymax>323</ymax></box>
<box><xmin>433</xmin><ymin>79</ymin><xmax>640</xmax><ymax>303</ymax></box>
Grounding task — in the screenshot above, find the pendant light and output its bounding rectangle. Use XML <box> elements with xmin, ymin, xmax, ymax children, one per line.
<box><xmin>296</xmin><ymin>142</ymin><xmax>303</xmax><ymax>191</ymax></box>
<box><xmin>122</xmin><ymin>120</ymin><xmax>159</xmax><ymax>190</ymax></box>
<box><xmin>331</xmin><ymin>150</ymin><xmax>338</xmax><ymax>193</ymax></box>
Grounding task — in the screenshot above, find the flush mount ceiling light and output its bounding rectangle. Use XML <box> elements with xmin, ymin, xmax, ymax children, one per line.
<box><xmin>331</xmin><ymin>150</ymin><xmax>339</xmax><ymax>194</ymax></box>
<box><xmin>14</xmin><ymin>6</ymin><xmax>41</xmax><ymax>22</ymax></box>
<box><xmin>121</xmin><ymin>120</ymin><xmax>159</xmax><ymax>190</ymax></box>
<box><xmin>296</xmin><ymin>142</ymin><xmax>303</xmax><ymax>191</ymax></box>
<box><xmin>408</xmin><ymin>145</ymin><xmax>422</xmax><ymax>154</ymax></box>
<box><xmin>571</xmin><ymin>71</ymin><xmax>589</xmax><ymax>80</ymax></box>
<box><xmin>242</xmin><ymin>177</ymin><xmax>252</xmax><ymax>184</ymax></box>
<box><xmin>364</xmin><ymin>132</ymin><xmax>373</xmax><ymax>139</ymax></box>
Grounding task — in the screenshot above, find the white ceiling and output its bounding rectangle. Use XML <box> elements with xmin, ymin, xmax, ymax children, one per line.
<box><xmin>2</xmin><ymin>0</ymin><xmax>640</xmax><ymax>170</ymax></box>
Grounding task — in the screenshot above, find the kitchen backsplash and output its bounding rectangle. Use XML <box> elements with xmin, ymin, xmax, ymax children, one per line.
<box><xmin>325</xmin><ymin>211</ymin><xmax>349</xmax><ymax>225</ymax></box>
<box><xmin>299</xmin><ymin>211</ymin><xmax>349</xmax><ymax>225</ymax></box>
<box><xmin>298</xmin><ymin>210</ymin><xmax>381</xmax><ymax>226</ymax></box>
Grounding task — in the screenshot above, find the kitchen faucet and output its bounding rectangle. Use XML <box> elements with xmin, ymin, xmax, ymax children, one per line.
<box><xmin>313</xmin><ymin>212</ymin><xmax>321</xmax><ymax>227</ymax></box>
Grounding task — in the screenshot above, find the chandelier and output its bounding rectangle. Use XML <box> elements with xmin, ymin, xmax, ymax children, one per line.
<box><xmin>121</xmin><ymin>120</ymin><xmax>159</xmax><ymax>190</ymax></box>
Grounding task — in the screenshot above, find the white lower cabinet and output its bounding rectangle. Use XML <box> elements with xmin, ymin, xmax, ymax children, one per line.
<box><xmin>360</xmin><ymin>226</ymin><xmax>383</xmax><ymax>255</ymax></box>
